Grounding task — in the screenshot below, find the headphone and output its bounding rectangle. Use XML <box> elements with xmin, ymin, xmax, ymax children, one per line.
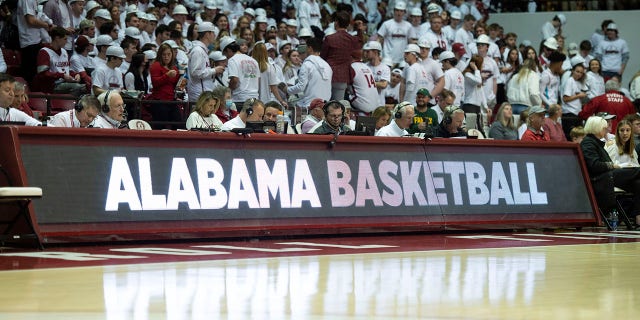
<box><xmin>322</xmin><ymin>100</ymin><xmax>345</xmax><ymax>116</ymax></box>
<box><xmin>443</xmin><ymin>105</ymin><xmax>461</xmax><ymax>125</ymax></box>
<box><xmin>101</xmin><ymin>90</ymin><xmax>112</xmax><ymax>113</ymax></box>
<box><xmin>75</xmin><ymin>94</ymin><xmax>88</xmax><ymax>112</ymax></box>
<box><xmin>243</xmin><ymin>98</ymin><xmax>258</xmax><ymax>116</ymax></box>
<box><xmin>394</xmin><ymin>101</ymin><xmax>412</xmax><ymax>119</ymax></box>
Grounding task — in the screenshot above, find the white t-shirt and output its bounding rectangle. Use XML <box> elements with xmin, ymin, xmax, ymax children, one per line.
<box><xmin>595</xmin><ymin>38</ymin><xmax>629</xmax><ymax>74</ymax></box>
<box><xmin>420</xmin><ymin>58</ymin><xmax>445</xmax><ymax>100</ymax></box>
<box><xmin>375</xmin><ymin>120</ymin><xmax>407</xmax><ymax>137</ymax></box>
<box><xmin>404</xmin><ymin>62</ymin><xmax>430</xmax><ymax>106</ymax></box>
<box><xmin>377</xmin><ymin>19</ymin><xmax>412</xmax><ymax>65</ymax></box>
<box><xmin>48</xmin><ymin>109</ymin><xmax>92</xmax><ymax>128</ymax></box>
<box><xmin>562</xmin><ymin>77</ymin><xmax>584</xmax><ymax>115</ymax></box>
<box><xmin>92</xmin><ymin>64</ymin><xmax>123</xmax><ymax>94</ymax></box>
<box><xmin>539</xmin><ymin>68</ymin><xmax>560</xmax><ymax>107</ymax></box>
<box><xmin>349</xmin><ymin>62</ymin><xmax>379</xmax><ymax>112</ymax></box>
<box><xmin>480</xmin><ymin>57</ymin><xmax>499</xmax><ymax>103</ymax></box>
<box><xmin>287</xmin><ymin>55</ymin><xmax>332</xmax><ymax>108</ymax></box>
<box><xmin>258</xmin><ymin>62</ymin><xmax>280</xmax><ymax>103</ymax></box>
<box><xmin>227</xmin><ymin>53</ymin><xmax>260</xmax><ymax>102</ymax></box>
<box><xmin>298</xmin><ymin>0</ymin><xmax>322</xmax><ymax>30</ymax></box>
<box><xmin>586</xmin><ymin>71</ymin><xmax>605</xmax><ymax>100</ymax></box>
<box><xmin>70</xmin><ymin>53</ymin><xmax>95</xmax><ymax>73</ymax></box>
<box><xmin>443</xmin><ymin>67</ymin><xmax>465</xmax><ymax>106</ymax></box>
<box><xmin>367</xmin><ymin>61</ymin><xmax>391</xmax><ymax>107</ymax></box>
<box><xmin>17</xmin><ymin>0</ymin><xmax>41</xmax><ymax>48</ymax></box>
<box><xmin>454</xmin><ymin>28</ymin><xmax>474</xmax><ymax>52</ymax></box>
<box><xmin>423</xmin><ymin>30</ymin><xmax>449</xmax><ymax>51</ymax></box>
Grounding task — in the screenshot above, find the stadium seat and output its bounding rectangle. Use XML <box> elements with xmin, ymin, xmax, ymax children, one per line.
<box><xmin>0</xmin><ymin>165</ymin><xmax>43</xmax><ymax>249</ymax></box>
<box><xmin>2</xmin><ymin>48</ymin><xmax>21</xmax><ymax>76</ymax></box>
<box><xmin>28</xmin><ymin>93</ymin><xmax>48</xmax><ymax>119</ymax></box>
<box><xmin>49</xmin><ymin>95</ymin><xmax>76</xmax><ymax>115</ymax></box>
<box><xmin>600</xmin><ymin>187</ymin><xmax>637</xmax><ymax>231</ymax></box>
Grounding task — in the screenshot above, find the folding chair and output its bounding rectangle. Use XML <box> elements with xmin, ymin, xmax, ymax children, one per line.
<box><xmin>0</xmin><ymin>165</ymin><xmax>43</xmax><ymax>249</ymax></box>
<box><xmin>614</xmin><ymin>187</ymin><xmax>637</xmax><ymax>230</ymax></box>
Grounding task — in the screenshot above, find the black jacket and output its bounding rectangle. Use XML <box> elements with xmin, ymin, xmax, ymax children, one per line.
<box><xmin>580</xmin><ymin>134</ymin><xmax>614</xmax><ymax>176</ymax></box>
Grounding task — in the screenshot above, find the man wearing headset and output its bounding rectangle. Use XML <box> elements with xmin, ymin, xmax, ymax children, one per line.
<box><xmin>434</xmin><ymin>105</ymin><xmax>467</xmax><ymax>138</ymax></box>
<box><xmin>93</xmin><ymin>90</ymin><xmax>126</xmax><ymax>129</ymax></box>
<box><xmin>312</xmin><ymin>100</ymin><xmax>352</xmax><ymax>134</ymax></box>
<box><xmin>220</xmin><ymin>98</ymin><xmax>265</xmax><ymax>131</ymax></box>
<box><xmin>375</xmin><ymin>101</ymin><xmax>415</xmax><ymax>137</ymax></box>
<box><xmin>49</xmin><ymin>95</ymin><xmax>101</xmax><ymax>128</ymax></box>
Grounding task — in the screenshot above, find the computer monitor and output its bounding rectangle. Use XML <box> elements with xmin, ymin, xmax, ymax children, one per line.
<box><xmin>354</xmin><ymin>116</ymin><xmax>377</xmax><ymax>136</ymax></box>
<box><xmin>246</xmin><ymin>121</ymin><xmax>276</xmax><ymax>133</ymax></box>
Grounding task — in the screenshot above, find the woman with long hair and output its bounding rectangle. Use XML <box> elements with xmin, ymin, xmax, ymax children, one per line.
<box><xmin>506</xmin><ymin>58</ymin><xmax>541</xmax><ymax>115</ymax></box>
<box><xmin>231</xmin><ymin>16</ymin><xmax>251</xmax><ymax>39</ymax></box>
<box><xmin>562</xmin><ymin>62</ymin><xmax>588</xmax><ymax>139</ymax></box>
<box><xmin>149</xmin><ymin>43</ymin><xmax>182</xmax><ymax>126</ymax></box>
<box><xmin>606</xmin><ymin>120</ymin><xmax>639</xmax><ymax>168</ymax></box>
<box><xmin>489</xmin><ymin>102</ymin><xmax>518</xmax><ymax>140</ymax></box>
<box><xmin>124</xmin><ymin>53</ymin><xmax>150</xmax><ymax>94</ymax></box>
<box><xmin>185</xmin><ymin>91</ymin><xmax>223</xmax><ymax>130</ymax></box>
<box><xmin>213</xmin><ymin>13</ymin><xmax>229</xmax><ymax>34</ymax></box>
<box><xmin>212</xmin><ymin>86</ymin><xmax>238</xmax><ymax>123</ymax></box>
<box><xmin>252</xmin><ymin>42</ymin><xmax>288</xmax><ymax>107</ymax></box>
<box><xmin>462</xmin><ymin>54</ymin><xmax>487</xmax><ymax>132</ymax></box>
<box><xmin>523</xmin><ymin>46</ymin><xmax>543</xmax><ymax>73</ymax></box>
<box><xmin>586</xmin><ymin>58</ymin><xmax>605</xmax><ymax>100</ymax></box>
<box><xmin>283</xmin><ymin>49</ymin><xmax>301</xmax><ymax>85</ymax></box>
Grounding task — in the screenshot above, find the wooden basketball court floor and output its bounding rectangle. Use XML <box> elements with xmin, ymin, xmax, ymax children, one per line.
<box><xmin>1</xmin><ymin>230</ymin><xmax>639</xmax><ymax>319</ymax></box>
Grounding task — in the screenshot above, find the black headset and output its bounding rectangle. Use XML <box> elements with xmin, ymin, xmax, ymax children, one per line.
<box><xmin>101</xmin><ymin>90</ymin><xmax>112</xmax><ymax>113</ymax></box>
<box><xmin>322</xmin><ymin>100</ymin><xmax>345</xmax><ymax>116</ymax></box>
<box><xmin>75</xmin><ymin>94</ymin><xmax>88</xmax><ymax>112</ymax></box>
<box><xmin>443</xmin><ymin>105</ymin><xmax>461</xmax><ymax>125</ymax></box>
<box><xmin>243</xmin><ymin>98</ymin><xmax>258</xmax><ymax>116</ymax></box>
<box><xmin>394</xmin><ymin>101</ymin><xmax>412</xmax><ymax>119</ymax></box>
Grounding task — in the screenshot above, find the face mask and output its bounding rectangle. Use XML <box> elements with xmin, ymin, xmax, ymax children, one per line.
<box><xmin>225</xmin><ymin>100</ymin><xmax>233</xmax><ymax>108</ymax></box>
<box><xmin>208</xmin><ymin>43</ymin><xmax>215</xmax><ymax>51</ymax></box>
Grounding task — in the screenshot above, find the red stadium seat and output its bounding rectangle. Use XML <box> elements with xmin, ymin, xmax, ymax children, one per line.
<box><xmin>49</xmin><ymin>95</ymin><xmax>76</xmax><ymax>115</ymax></box>
<box><xmin>2</xmin><ymin>48</ymin><xmax>21</xmax><ymax>77</ymax></box>
<box><xmin>28</xmin><ymin>93</ymin><xmax>48</xmax><ymax>119</ymax></box>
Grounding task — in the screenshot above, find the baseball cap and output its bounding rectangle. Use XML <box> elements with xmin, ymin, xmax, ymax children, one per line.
<box><xmin>255</xmin><ymin>8</ymin><xmax>267</xmax><ymax>16</ymax></box>
<box><xmin>439</xmin><ymin>51</ymin><xmax>455</xmax><ymax>62</ymax></box>
<box><xmin>68</xmin><ymin>0</ymin><xmax>83</xmax><ymax>4</ymax></box>
<box><xmin>74</xmin><ymin>35</ymin><xmax>95</xmax><ymax>48</ymax></box>
<box><xmin>94</xmin><ymin>9</ymin><xmax>112</xmax><ymax>20</ymax></box>
<box><xmin>417</xmin><ymin>38</ymin><xmax>431</xmax><ymax>48</ymax></box>
<box><xmin>162</xmin><ymin>39</ymin><xmax>179</xmax><ymax>49</ymax></box>
<box><xmin>85</xmin><ymin>1</ymin><xmax>101</xmax><ymax>13</ymax></box>
<box><xmin>298</xmin><ymin>28</ymin><xmax>312</xmax><ymax>37</ymax></box>
<box><xmin>146</xmin><ymin>13</ymin><xmax>158</xmax><ymax>22</ymax></box>
<box><xmin>143</xmin><ymin>50</ymin><xmax>157</xmax><ymax>60</ymax></box>
<box><xmin>244</xmin><ymin>8</ymin><xmax>255</xmax><ymax>17</ymax></box>
<box><xmin>309</xmin><ymin>98</ymin><xmax>325</xmax><ymax>111</ymax></box>
<box><xmin>255</xmin><ymin>15</ymin><xmax>268</xmax><ymax>24</ymax></box>
<box><xmin>417</xmin><ymin>88</ymin><xmax>432</xmax><ymax>97</ymax></box>
<box><xmin>391</xmin><ymin>68</ymin><xmax>403</xmax><ymax>75</ymax></box>
<box><xmin>208</xmin><ymin>51</ymin><xmax>226</xmax><ymax>61</ymax></box>
<box><xmin>286</xmin><ymin>19</ymin><xmax>297</xmax><ymax>27</ymax></box>
<box><xmin>450</xmin><ymin>10</ymin><xmax>462</xmax><ymax>20</ymax></box>
<box><xmin>528</xmin><ymin>106</ymin><xmax>547</xmax><ymax>114</ymax></box>
<box><xmin>410</xmin><ymin>8</ymin><xmax>422</xmax><ymax>16</ymax></box>
<box><xmin>106</xmin><ymin>46</ymin><xmax>126</xmax><ymax>59</ymax></box>
<box><xmin>78</xmin><ymin>19</ymin><xmax>94</xmax><ymax>30</ymax></box>
<box><xmin>96</xmin><ymin>34</ymin><xmax>114</xmax><ymax>46</ymax></box>
<box><xmin>556</xmin><ymin>14</ymin><xmax>567</xmax><ymax>25</ymax></box>
<box><xmin>452</xmin><ymin>43</ymin><xmax>466</xmax><ymax>55</ymax></box>
<box><xmin>383</xmin><ymin>58</ymin><xmax>394</xmax><ymax>68</ymax></box>
<box><xmin>522</xmin><ymin>40</ymin><xmax>532</xmax><ymax>47</ymax></box>
<box><xmin>219</xmin><ymin>36</ymin><xmax>235</xmax><ymax>51</ymax></box>
<box><xmin>172</xmin><ymin>4</ymin><xmax>188</xmax><ymax>15</ymax></box>
<box><xmin>125</xmin><ymin>26</ymin><xmax>142</xmax><ymax>40</ymax></box>
<box><xmin>126</xmin><ymin>4</ymin><xmax>137</xmax><ymax>14</ymax></box>
<box><xmin>570</xmin><ymin>55</ymin><xmax>585</xmax><ymax>67</ymax></box>
<box><xmin>278</xmin><ymin>40</ymin><xmax>291</xmax><ymax>51</ymax></box>
<box><xmin>136</xmin><ymin>11</ymin><xmax>147</xmax><ymax>19</ymax></box>
<box><xmin>543</xmin><ymin>37</ymin><xmax>558</xmax><ymax>50</ymax></box>
<box><xmin>476</xmin><ymin>34</ymin><xmax>491</xmax><ymax>45</ymax></box>
<box><xmin>339</xmin><ymin>100</ymin><xmax>352</xmax><ymax>110</ymax></box>
<box><xmin>365</xmin><ymin>41</ymin><xmax>382</xmax><ymax>51</ymax></box>
<box><xmin>204</xmin><ymin>0</ymin><xmax>217</xmax><ymax>10</ymax></box>
<box><xmin>296</xmin><ymin>45</ymin><xmax>308</xmax><ymax>54</ymax></box>
<box><xmin>198</xmin><ymin>22</ymin><xmax>216</xmax><ymax>33</ymax></box>
<box><xmin>394</xmin><ymin>1</ymin><xmax>407</xmax><ymax>10</ymax></box>
<box><xmin>596</xmin><ymin>112</ymin><xmax>616</xmax><ymax>120</ymax></box>
<box><xmin>265</xmin><ymin>43</ymin><xmax>276</xmax><ymax>51</ymax></box>
<box><xmin>426</xmin><ymin>3</ymin><xmax>441</xmax><ymax>14</ymax></box>
<box><xmin>568</xmin><ymin>42</ymin><xmax>579</xmax><ymax>55</ymax></box>
<box><xmin>404</xmin><ymin>43</ymin><xmax>420</xmax><ymax>54</ymax></box>
<box><xmin>607</xmin><ymin>23</ymin><xmax>618</xmax><ymax>30</ymax></box>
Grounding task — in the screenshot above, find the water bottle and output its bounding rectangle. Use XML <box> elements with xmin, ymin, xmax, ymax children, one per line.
<box><xmin>609</xmin><ymin>210</ymin><xmax>619</xmax><ymax>231</ymax></box>
<box><xmin>276</xmin><ymin>111</ymin><xmax>285</xmax><ymax>134</ymax></box>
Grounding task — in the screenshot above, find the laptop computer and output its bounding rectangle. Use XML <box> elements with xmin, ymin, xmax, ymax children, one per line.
<box><xmin>246</xmin><ymin>121</ymin><xmax>276</xmax><ymax>133</ymax></box>
<box><xmin>354</xmin><ymin>116</ymin><xmax>377</xmax><ymax>136</ymax></box>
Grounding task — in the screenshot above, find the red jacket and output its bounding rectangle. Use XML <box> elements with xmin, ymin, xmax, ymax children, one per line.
<box><xmin>149</xmin><ymin>61</ymin><xmax>180</xmax><ymax>101</ymax></box>
<box><xmin>215</xmin><ymin>108</ymin><xmax>239</xmax><ymax>123</ymax></box>
<box><xmin>579</xmin><ymin>90</ymin><xmax>636</xmax><ymax>130</ymax></box>
<box><xmin>321</xmin><ymin>30</ymin><xmax>361</xmax><ymax>84</ymax></box>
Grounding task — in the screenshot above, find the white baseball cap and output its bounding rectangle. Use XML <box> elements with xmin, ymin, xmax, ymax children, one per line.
<box><xmin>143</xmin><ymin>50</ymin><xmax>157</xmax><ymax>60</ymax></box>
<box><xmin>244</xmin><ymin>8</ymin><xmax>255</xmax><ymax>16</ymax></box>
<box><xmin>365</xmin><ymin>41</ymin><xmax>382</xmax><ymax>51</ymax></box>
<box><xmin>162</xmin><ymin>40</ymin><xmax>179</xmax><ymax>49</ymax></box>
<box><xmin>209</xmin><ymin>51</ymin><xmax>226</xmax><ymax>61</ymax></box>
<box><xmin>426</xmin><ymin>3</ymin><xmax>441</xmax><ymax>14</ymax></box>
<box><xmin>439</xmin><ymin>51</ymin><xmax>455</xmax><ymax>62</ymax></box>
<box><xmin>278</xmin><ymin>40</ymin><xmax>291</xmax><ymax>51</ymax></box>
<box><xmin>204</xmin><ymin>0</ymin><xmax>217</xmax><ymax>10</ymax></box>
<box><xmin>476</xmin><ymin>34</ymin><xmax>491</xmax><ymax>45</ymax></box>
<box><xmin>96</xmin><ymin>34</ymin><xmax>114</xmax><ymax>46</ymax></box>
<box><xmin>146</xmin><ymin>13</ymin><xmax>158</xmax><ymax>22</ymax></box>
<box><xmin>219</xmin><ymin>36</ymin><xmax>236</xmax><ymax>51</ymax></box>
<box><xmin>404</xmin><ymin>43</ymin><xmax>420</xmax><ymax>54</ymax></box>
<box><xmin>198</xmin><ymin>22</ymin><xmax>216</xmax><ymax>33</ymax></box>
<box><xmin>543</xmin><ymin>37</ymin><xmax>558</xmax><ymax>50</ymax></box>
<box><xmin>417</xmin><ymin>38</ymin><xmax>431</xmax><ymax>48</ymax></box>
<box><xmin>394</xmin><ymin>1</ymin><xmax>407</xmax><ymax>10</ymax></box>
<box><xmin>106</xmin><ymin>46</ymin><xmax>126</xmax><ymax>59</ymax></box>
<box><xmin>607</xmin><ymin>23</ymin><xmax>618</xmax><ymax>30</ymax></box>
<box><xmin>298</xmin><ymin>28</ymin><xmax>312</xmax><ymax>37</ymax></box>
<box><xmin>126</xmin><ymin>4</ymin><xmax>137</xmax><ymax>14</ymax></box>
<box><xmin>136</xmin><ymin>11</ymin><xmax>147</xmax><ymax>19</ymax></box>
<box><xmin>172</xmin><ymin>4</ymin><xmax>188</xmax><ymax>15</ymax></box>
<box><xmin>286</xmin><ymin>19</ymin><xmax>297</xmax><ymax>27</ymax></box>
<box><xmin>94</xmin><ymin>8</ymin><xmax>112</xmax><ymax>21</ymax></box>
<box><xmin>556</xmin><ymin>14</ymin><xmax>567</xmax><ymax>25</ymax></box>
<box><xmin>255</xmin><ymin>8</ymin><xmax>266</xmax><ymax>16</ymax></box>
<box><xmin>450</xmin><ymin>10</ymin><xmax>462</xmax><ymax>20</ymax></box>
<box><xmin>570</xmin><ymin>55</ymin><xmax>585</xmax><ymax>67</ymax></box>
<box><xmin>410</xmin><ymin>8</ymin><xmax>422</xmax><ymax>16</ymax></box>
<box><xmin>124</xmin><ymin>27</ymin><xmax>142</xmax><ymax>40</ymax></box>
<box><xmin>255</xmin><ymin>15</ymin><xmax>268</xmax><ymax>24</ymax></box>
<box><xmin>85</xmin><ymin>1</ymin><xmax>101</xmax><ymax>13</ymax></box>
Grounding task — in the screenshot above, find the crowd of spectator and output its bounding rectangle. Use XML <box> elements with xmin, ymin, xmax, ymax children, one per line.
<box><xmin>1</xmin><ymin>0</ymin><xmax>640</xmax><ymax>223</ymax></box>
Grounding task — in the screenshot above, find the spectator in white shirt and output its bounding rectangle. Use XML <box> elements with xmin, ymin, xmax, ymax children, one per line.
<box><xmin>0</xmin><ymin>74</ymin><xmax>41</xmax><ymax>126</ymax></box>
<box><xmin>93</xmin><ymin>89</ymin><xmax>125</xmax><ymax>129</ymax></box>
<box><xmin>221</xmin><ymin>36</ymin><xmax>261</xmax><ymax>107</ymax></box>
<box><xmin>287</xmin><ymin>38</ymin><xmax>332</xmax><ymax>108</ymax></box>
<box><xmin>376</xmin><ymin>101</ymin><xmax>415</xmax><ymax>137</ymax></box>
<box><xmin>376</xmin><ymin>1</ymin><xmax>411</xmax><ymax>66</ymax></box>
<box><xmin>49</xmin><ymin>95</ymin><xmax>101</xmax><ymax>128</ymax></box>
<box><xmin>221</xmin><ymin>98</ymin><xmax>265</xmax><ymax>131</ymax></box>
<box><xmin>540</xmin><ymin>14</ymin><xmax>566</xmax><ymax>40</ymax></box>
